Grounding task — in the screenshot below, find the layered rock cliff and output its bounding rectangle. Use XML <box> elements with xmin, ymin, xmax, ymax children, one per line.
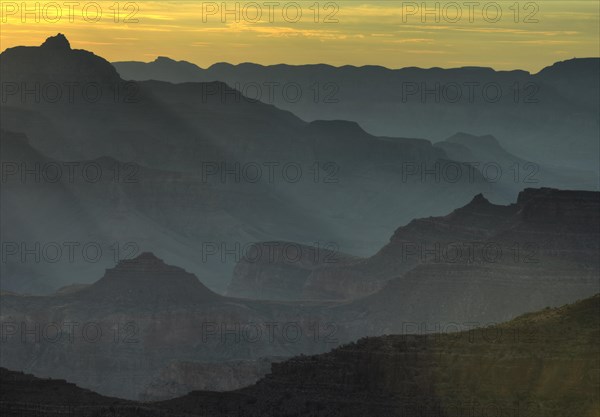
<box><xmin>239</xmin><ymin>188</ymin><xmax>599</xmax><ymax>300</ymax></box>
<box><xmin>0</xmin><ymin>253</ymin><xmax>337</xmax><ymax>400</ymax></box>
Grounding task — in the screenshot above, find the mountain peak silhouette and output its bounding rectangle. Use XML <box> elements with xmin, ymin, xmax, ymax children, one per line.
<box><xmin>1</xmin><ymin>33</ymin><xmax>121</xmax><ymax>86</ymax></box>
<box><xmin>72</xmin><ymin>252</ymin><xmax>221</xmax><ymax>305</ymax></box>
<box><xmin>41</xmin><ymin>33</ymin><xmax>71</xmax><ymax>50</ymax></box>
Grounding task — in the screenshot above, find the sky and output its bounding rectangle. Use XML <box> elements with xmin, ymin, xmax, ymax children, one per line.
<box><xmin>1</xmin><ymin>0</ymin><xmax>599</xmax><ymax>71</ymax></box>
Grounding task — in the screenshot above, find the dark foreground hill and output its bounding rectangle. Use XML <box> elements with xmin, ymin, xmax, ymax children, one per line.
<box><xmin>161</xmin><ymin>295</ymin><xmax>600</xmax><ymax>417</ymax></box>
<box><xmin>2</xmin><ymin>295</ymin><xmax>598</xmax><ymax>416</ymax></box>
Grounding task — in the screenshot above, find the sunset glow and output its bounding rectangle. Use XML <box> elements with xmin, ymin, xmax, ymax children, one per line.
<box><xmin>1</xmin><ymin>0</ymin><xmax>598</xmax><ymax>71</ymax></box>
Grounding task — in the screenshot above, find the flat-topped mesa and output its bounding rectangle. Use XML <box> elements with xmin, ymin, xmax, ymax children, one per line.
<box><xmin>516</xmin><ymin>187</ymin><xmax>600</xmax><ymax>227</ymax></box>
<box><xmin>76</xmin><ymin>252</ymin><xmax>219</xmax><ymax>305</ymax></box>
<box><xmin>395</xmin><ymin>188</ymin><xmax>600</xmax><ymax>241</ymax></box>
<box><xmin>517</xmin><ymin>187</ymin><xmax>600</xmax><ymax>206</ymax></box>
<box><xmin>227</xmin><ymin>241</ymin><xmax>361</xmax><ymax>300</ymax></box>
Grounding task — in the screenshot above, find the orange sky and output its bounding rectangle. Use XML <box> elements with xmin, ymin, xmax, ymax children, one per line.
<box><xmin>1</xmin><ymin>1</ymin><xmax>599</xmax><ymax>71</ymax></box>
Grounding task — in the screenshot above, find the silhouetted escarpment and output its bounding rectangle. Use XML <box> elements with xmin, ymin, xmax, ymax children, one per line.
<box><xmin>231</xmin><ymin>188</ymin><xmax>600</xmax><ymax>301</ymax></box>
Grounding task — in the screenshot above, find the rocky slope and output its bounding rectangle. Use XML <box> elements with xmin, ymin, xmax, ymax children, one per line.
<box><xmin>5</xmin><ymin>295</ymin><xmax>597</xmax><ymax>416</ymax></box>
<box><xmin>0</xmin><ymin>253</ymin><xmax>339</xmax><ymax>399</ymax></box>
<box><xmin>139</xmin><ymin>357</ymin><xmax>285</xmax><ymax>401</ymax></box>
<box><xmin>328</xmin><ymin>189</ymin><xmax>600</xmax><ymax>338</ymax></box>
<box><xmin>2</xmin><ymin>188</ymin><xmax>597</xmax><ymax>401</ymax></box>
<box><xmin>231</xmin><ymin>188</ymin><xmax>600</xmax><ymax>301</ymax></box>
<box><xmin>155</xmin><ymin>294</ymin><xmax>600</xmax><ymax>417</ymax></box>
<box><xmin>0</xmin><ymin>368</ymin><xmax>176</xmax><ymax>417</ymax></box>
<box><xmin>227</xmin><ymin>241</ymin><xmax>362</xmax><ymax>300</ymax></box>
